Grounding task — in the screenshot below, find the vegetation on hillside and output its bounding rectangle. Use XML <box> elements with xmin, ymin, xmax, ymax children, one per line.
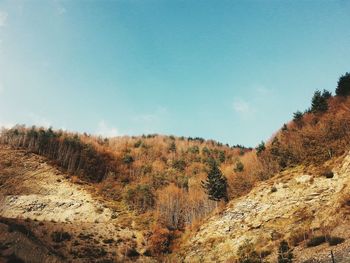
<box><xmin>259</xmin><ymin>91</ymin><xmax>350</xmax><ymax>173</ymax></box>
<box><xmin>1</xmin><ymin>72</ymin><xmax>350</xmax><ymax>257</ymax></box>
<box><xmin>0</xmin><ymin>125</ymin><xmax>251</xmax><ymax>255</ymax></box>
<box><xmin>0</xmin><ymin>127</ymin><xmax>117</xmax><ymax>182</ymax></box>
<box><xmin>244</xmin><ymin>73</ymin><xmax>350</xmax><ymax>185</ymax></box>
<box><xmin>201</xmin><ymin>159</ymin><xmax>228</xmax><ymax>202</ymax></box>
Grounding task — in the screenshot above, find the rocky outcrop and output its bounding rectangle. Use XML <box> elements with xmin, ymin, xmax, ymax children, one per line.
<box><xmin>0</xmin><ymin>146</ymin><xmax>152</xmax><ymax>262</ymax></box>
<box><xmin>180</xmin><ymin>152</ymin><xmax>350</xmax><ymax>262</ymax></box>
<box><xmin>0</xmin><ymin>147</ymin><xmax>115</xmax><ymax>223</ymax></box>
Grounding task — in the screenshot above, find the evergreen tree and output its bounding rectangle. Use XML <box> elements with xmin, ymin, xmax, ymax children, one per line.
<box><xmin>311</xmin><ymin>90</ymin><xmax>328</xmax><ymax>113</ymax></box>
<box><xmin>201</xmin><ymin>159</ymin><xmax>228</xmax><ymax>202</ymax></box>
<box><xmin>293</xmin><ymin>111</ymin><xmax>303</xmax><ymax>127</ymax></box>
<box><xmin>336</xmin><ymin>72</ymin><xmax>350</xmax><ymax>96</ymax></box>
<box><xmin>277</xmin><ymin>240</ymin><xmax>293</xmax><ymax>263</ymax></box>
<box><xmin>281</xmin><ymin>123</ymin><xmax>288</xmax><ymax>131</ymax></box>
<box><xmin>322</xmin><ymin>89</ymin><xmax>332</xmax><ymax>99</ymax></box>
<box><xmin>255</xmin><ymin>141</ymin><xmax>265</xmax><ymax>155</ymax></box>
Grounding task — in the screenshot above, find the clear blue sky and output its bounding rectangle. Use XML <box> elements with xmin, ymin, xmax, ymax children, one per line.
<box><xmin>0</xmin><ymin>0</ymin><xmax>349</xmax><ymax>147</ymax></box>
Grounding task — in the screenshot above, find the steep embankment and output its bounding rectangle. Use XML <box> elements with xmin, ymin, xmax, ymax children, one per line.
<box><xmin>0</xmin><ymin>145</ymin><xmax>153</xmax><ymax>263</ymax></box>
<box><xmin>178</xmin><ymin>152</ymin><xmax>350</xmax><ymax>262</ymax></box>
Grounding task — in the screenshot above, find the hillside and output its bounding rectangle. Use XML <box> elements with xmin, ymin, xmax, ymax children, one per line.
<box><xmin>1</xmin><ymin>76</ymin><xmax>350</xmax><ymax>262</ymax></box>
<box><xmin>0</xmin><ymin>145</ymin><xmax>150</xmax><ymax>262</ymax></box>
<box><xmin>176</xmin><ymin>152</ymin><xmax>350</xmax><ymax>262</ymax></box>
<box><xmin>0</xmin><ymin>130</ymin><xmax>248</xmax><ymax>262</ymax></box>
<box><xmin>173</xmin><ymin>84</ymin><xmax>350</xmax><ymax>262</ymax></box>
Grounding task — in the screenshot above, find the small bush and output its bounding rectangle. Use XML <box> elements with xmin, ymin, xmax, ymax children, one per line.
<box><xmin>148</xmin><ymin>226</ymin><xmax>173</xmax><ymax>255</ymax></box>
<box><xmin>277</xmin><ymin>240</ymin><xmax>293</xmax><ymax>263</ymax></box>
<box><xmin>119</xmin><ymin>241</ymin><xmax>140</xmax><ymax>258</ymax></box>
<box><xmin>134</xmin><ymin>140</ymin><xmax>142</xmax><ymax>148</ymax></box>
<box><xmin>188</xmin><ymin>146</ymin><xmax>199</xmax><ymax>154</ymax></box>
<box><xmin>122</xmin><ymin>154</ymin><xmax>134</xmax><ymax>165</ymax></box>
<box><xmin>51</xmin><ymin>231</ymin><xmax>71</xmax><ymax>242</ymax></box>
<box><xmin>289</xmin><ymin>228</ymin><xmax>309</xmax><ymax>246</ymax></box>
<box><xmin>306</xmin><ymin>236</ymin><xmax>326</xmax><ymax>247</ymax></box>
<box><xmin>327</xmin><ymin>236</ymin><xmax>345</xmax><ymax>246</ymax></box>
<box><xmin>271</xmin><ymin>186</ymin><xmax>277</xmax><ymax>193</ymax></box>
<box><xmin>172</xmin><ymin>159</ymin><xmax>186</xmax><ymax>172</ymax></box>
<box><xmin>237</xmin><ymin>240</ymin><xmax>261</xmax><ymax>263</ymax></box>
<box><xmin>234</xmin><ymin>161</ymin><xmax>244</xmax><ymax>173</ymax></box>
<box><xmin>322</xmin><ymin>170</ymin><xmax>334</xmax><ymax>178</ymax></box>
<box><xmin>103</xmin><ymin>238</ymin><xmax>114</xmax><ymax>244</ymax></box>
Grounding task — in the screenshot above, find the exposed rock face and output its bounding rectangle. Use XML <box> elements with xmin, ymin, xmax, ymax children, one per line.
<box><xmin>0</xmin><ymin>146</ymin><xmax>114</xmax><ymax>223</ymax></box>
<box><xmin>180</xmin><ymin>152</ymin><xmax>350</xmax><ymax>262</ymax></box>
<box><xmin>0</xmin><ymin>146</ymin><xmax>152</xmax><ymax>262</ymax></box>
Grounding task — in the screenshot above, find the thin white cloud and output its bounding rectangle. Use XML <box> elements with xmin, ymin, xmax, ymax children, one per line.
<box><xmin>232</xmin><ymin>98</ymin><xmax>254</xmax><ymax>114</ymax></box>
<box><xmin>132</xmin><ymin>106</ymin><xmax>168</xmax><ymax>123</ymax></box>
<box><xmin>96</xmin><ymin>120</ymin><xmax>119</xmax><ymax>138</ymax></box>
<box><xmin>0</xmin><ymin>11</ymin><xmax>8</xmax><ymax>27</ymax></box>
<box><xmin>231</xmin><ymin>84</ymin><xmax>271</xmax><ymax>118</ymax></box>
<box><xmin>255</xmin><ymin>85</ymin><xmax>271</xmax><ymax>95</ymax></box>
<box><xmin>0</xmin><ymin>82</ymin><xmax>4</xmax><ymax>94</ymax></box>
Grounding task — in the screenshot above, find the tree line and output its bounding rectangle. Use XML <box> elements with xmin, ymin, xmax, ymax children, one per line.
<box><xmin>0</xmin><ymin>126</ymin><xmax>117</xmax><ymax>182</ymax></box>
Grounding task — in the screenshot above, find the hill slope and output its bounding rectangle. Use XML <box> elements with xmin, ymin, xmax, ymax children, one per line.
<box><xmin>0</xmin><ymin>145</ymin><xmax>152</xmax><ymax>262</ymax></box>
<box><xmin>0</xmin><ymin>133</ymin><xmax>247</xmax><ymax>262</ymax></box>
<box><xmin>1</xmin><ymin>81</ymin><xmax>350</xmax><ymax>262</ymax></box>
<box><xmin>177</xmin><ymin>151</ymin><xmax>350</xmax><ymax>262</ymax></box>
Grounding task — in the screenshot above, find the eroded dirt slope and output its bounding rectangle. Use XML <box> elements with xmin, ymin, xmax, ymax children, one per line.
<box><xmin>0</xmin><ymin>145</ymin><xmax>153</xmax><ymax>263</ymax></box>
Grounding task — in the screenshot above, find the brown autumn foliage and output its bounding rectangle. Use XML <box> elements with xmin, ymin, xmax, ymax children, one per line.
<box><xmin>224</xmin><ymin>96</ymin><xmax>350</xmax><ymax>201</ymax></box>
<box><xmin>1</xmin><ymin>92</ymin><xmax>350</xmax><ymax>256</ymax></box>
<box><xmin>0</xmin><ymin>126</ymin><xmax>117</xmax><ymax>182</ymax></box>
<box><xmin>156</xmin><ymin>183</ymin><xmax>216</xmax><ymax>230</ymax></box>
<box><xmin>148</xmin><ymin>225</ymin><xmax>173</xmax><ymax>255</ymax></box>
<box><xmin>261</xmin><ymin>96</ymin><xmax>350</xmax><ymax>171</ymax></box>
<box><xmin>0</xmin><ymin>126</ymin><xmax>249</xmax><ymax>232</ymax></box>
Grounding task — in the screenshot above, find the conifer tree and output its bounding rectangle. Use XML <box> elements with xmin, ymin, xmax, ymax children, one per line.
<box><xmin>336</xmin><ymin>72</ymin><xmax>350</xmax><ymax>96</ymax></box>
<box><xmin>201</xmin><ymin>159</ymin><xmax>228</xmax><ymax>202</ymax></box>
<box><xmin>322</xmin><ymin>89</ymin><xmax>332</xmax><ymax>100</ymax></box>
<box><xmin>311</xmin><ymin>90</ymin><xmax>328</xmax><ymax>113</ymax></box>
<box><xmin>293</xmin><ymin>111</ymin><xmax>303</xmax><ymax>127</ymax></box>
<box><xmin>256</xmin><ymin>141</ymin><xmax>265</xmax><ymax>155</ymax></box>
<box><xmin>281</xmin><ymin>123</ymin><xmax>288</xmax><ymax>131</ymax></box>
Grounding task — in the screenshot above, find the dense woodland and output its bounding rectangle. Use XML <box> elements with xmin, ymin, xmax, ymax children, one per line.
<box><xmin>1</xmin><ymin>72</ymin><xmax>350</xmax><ymax>256</ymax></box>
